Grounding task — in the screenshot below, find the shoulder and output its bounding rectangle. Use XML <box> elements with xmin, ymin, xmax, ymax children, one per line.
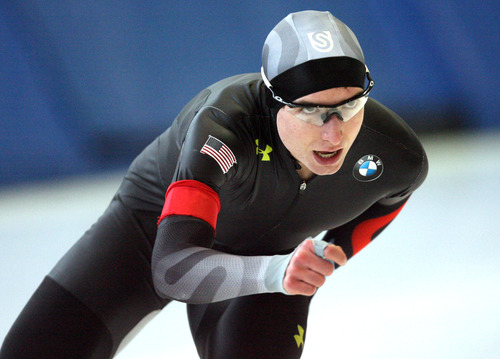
<box><xmin>363</xmin><ymin>98</ymin><xmax>425</xmax><ymax>157</ymax></box>
<box><xmin>187</xmin><ymin>73</ymin><xmax>268</xmax><ymax>156</ymax></box>
<box><xmin>357</xmin><ymin>98</ymin><xmax>429</xmax><ymax>199</ymax></box>
<box><xmin>203</xmin><ymin>73</ymin><xmax>266</xmax><ymax>116</ymax></box>
<box><xmin>173</xmin><ymin>74</ymin><xmax>269</xmax><ymax>189</ymax></box>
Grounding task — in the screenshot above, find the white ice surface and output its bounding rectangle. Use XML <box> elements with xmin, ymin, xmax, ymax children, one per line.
<box><xmin>1</xmin><ymin>131</ymin><xmax>499</xmax><ymax>358</ymax></box>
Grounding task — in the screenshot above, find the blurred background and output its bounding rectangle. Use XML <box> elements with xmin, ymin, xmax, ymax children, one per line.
<box><xmin>1</xmin><ymin>0</ymin><xmax>498</xmax><ymax>186</ymax></box>
<box><xmin>1</xmin><ymin>1</ymin><xmax>499</xmax><ymax>358</ymax></box>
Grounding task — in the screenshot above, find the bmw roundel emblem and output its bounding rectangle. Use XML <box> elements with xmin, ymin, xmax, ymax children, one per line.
<box><xmin>353</xmin><ymin>155</ymin><xmax>384</xmax><ymax>182</ymax></box>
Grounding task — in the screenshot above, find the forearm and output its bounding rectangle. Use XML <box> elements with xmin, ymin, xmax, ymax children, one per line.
<box><xmin>322</xmin><ymin>198</ymin><xmax>409</xmax><ymax>260</ymax></box>
<box><xmin>153</xmin><ymin>246</ymin><xmax>282</xmax><ymax>304</ymax></box>
<box><xmin>152</xmin><ymin>216</ymin><xmax>291</xmax><ymax>304</ymax></box>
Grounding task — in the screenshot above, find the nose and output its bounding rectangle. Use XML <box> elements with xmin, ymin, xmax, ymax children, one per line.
<box><xmin>321</xmin><ymin>117</ymin><xmax>343</xmax><ymax>145</ymax></box>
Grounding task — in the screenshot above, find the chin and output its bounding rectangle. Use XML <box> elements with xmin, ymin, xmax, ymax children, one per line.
<box><xmin>311</xmin><ymin>165</ymin><xmax>341</xmax><ymax>176</ymax></box>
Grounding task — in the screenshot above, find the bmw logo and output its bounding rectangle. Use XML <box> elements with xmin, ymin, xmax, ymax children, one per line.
<box><xmin>353</xmin><ymin>155</ymin><xmax>384</xmax><ymax>182</ymax></box>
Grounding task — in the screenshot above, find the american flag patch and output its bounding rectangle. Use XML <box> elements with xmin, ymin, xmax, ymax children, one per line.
<box><xmin>200</xmin><ymin>135</ymin><xmax>237</xmax><ymax>174</ymax></box>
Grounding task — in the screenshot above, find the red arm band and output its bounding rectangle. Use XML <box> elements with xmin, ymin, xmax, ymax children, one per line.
<box><xmin>158</xmin><ymin>180</ymin><xmax>221</xmax><ymax>231</ymax></box>
<box><xmin>351</xmin><ymin>201</ymin><xmax>406</xmax><ymax>255</ymax></box>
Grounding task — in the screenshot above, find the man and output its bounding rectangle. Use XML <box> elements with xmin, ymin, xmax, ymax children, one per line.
<box><xmin>1</xmin><ymin>10</ymin><xmax>428</xmax><ymax>359</ymax></box>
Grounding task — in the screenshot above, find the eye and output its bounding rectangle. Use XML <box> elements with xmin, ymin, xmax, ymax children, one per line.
<box><xmin>343</xmin><ymin>99</ymin><xmax>358</xmax><ymax>109</ymax></box>
<box><xmin>300</xmin><ymin>107</ymin><xmax>318</xmax><ymax>114</ymax></box>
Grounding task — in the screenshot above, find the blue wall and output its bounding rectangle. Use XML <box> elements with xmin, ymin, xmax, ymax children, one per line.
<box><xmin>1</xmin><ymin>1</ymin><xmax>498</xmax><ymax>186</ymax></box>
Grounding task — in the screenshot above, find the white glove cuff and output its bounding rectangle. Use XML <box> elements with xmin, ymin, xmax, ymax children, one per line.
<box><xmin>264</xmin><ymin>251</ymin><xmax>295</xmax><ymax>294</ymax></box>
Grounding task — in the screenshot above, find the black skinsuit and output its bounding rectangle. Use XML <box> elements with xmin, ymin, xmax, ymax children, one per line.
<box><xmin>1</xmin><ymin>74</ymin><xmax>428</xmax><ymax>359</ymax></box>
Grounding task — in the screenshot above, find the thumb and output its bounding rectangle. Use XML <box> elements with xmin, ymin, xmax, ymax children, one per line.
<box><xmin>311</xmin><ymin>239</ymin><xmax>347</xmax><ymax>266</ymax></box>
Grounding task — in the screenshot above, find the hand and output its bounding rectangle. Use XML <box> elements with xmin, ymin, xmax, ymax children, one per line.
<box><xmin>283</xmin><ymin>239</ymin><xmax>347</xmax><ymax>296</ymax></box>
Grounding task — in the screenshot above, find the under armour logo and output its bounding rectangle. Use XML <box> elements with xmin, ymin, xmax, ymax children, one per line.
<box><xmin>294</xmin><ymin>324</ymin><xmax>305</xmax><ymax>348</ymax></box>
<box><xmin>255</xmin><ymin>139</ymin><xmax>272</xmax><ymax>161</ymax></box>
<box><xmin>307</xmin><ymin>31</ymin><xmax>334</xmax><ymax>52</ymax></box>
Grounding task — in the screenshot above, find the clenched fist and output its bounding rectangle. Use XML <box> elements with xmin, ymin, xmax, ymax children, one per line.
<box><xmin>283</xmin><ymin>239</ymin><xmax>347</xmax><ymax>295</ymax></box>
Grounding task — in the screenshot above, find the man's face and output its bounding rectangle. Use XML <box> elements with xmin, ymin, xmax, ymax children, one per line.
<box><xmin>276</xmin><ymin>87</ymin><xmax>364</xmax><ymax>179</ymax></box>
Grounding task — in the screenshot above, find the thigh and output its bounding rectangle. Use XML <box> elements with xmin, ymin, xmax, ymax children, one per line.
<box><xmin>188</xmin><ymin>293</ymin><xmax>312</xmax><ymax>359</ymax></box>
<box><xmin>1</xmin><ymin>276</ymin><xmax>114</xmax><ymax>359</ymax></box>
<box><xmin>1</xmin><ymin>196</ymin><xmax>170</xmax><ymax>358</ymax></box>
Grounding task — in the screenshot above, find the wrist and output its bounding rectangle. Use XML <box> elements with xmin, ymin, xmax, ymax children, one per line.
<box><xmin>263</xmin><ymin>252</ymin><xmax>295</xmax><ymax>294</ymax></box>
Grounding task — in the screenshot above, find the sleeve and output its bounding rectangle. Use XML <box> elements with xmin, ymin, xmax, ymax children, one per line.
<box><xmin>322</xmin><ymin>198</ymin><xmax>408</xmax><ymax>262</ymax></box>
<box><xmin>151</xmin><ymin>109</ymin><xmax>291</xmax><ymax>304</ymax></box>
<box><xmin>322</xmin><ymin>145</ymin><xmax>428</xmax><ymax>263</ymax></box>
<box><xmin>152</xmin><ymin>214</ymin><xmax>287</xmax><ymax>304</ymax></box>
<box><xmin>172</xmin><ymin>106</ymin><xmax>242</xmax><ymax>190</ymax></box>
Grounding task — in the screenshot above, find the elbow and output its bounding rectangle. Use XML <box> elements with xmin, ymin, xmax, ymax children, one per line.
<box><xmin>151</xmin><ymin>257</ymin><xmax>165</xmax><ymax>298</ymax></box>
<box><xmin>151</xmin><ymin>250</ymin><xmax>204</xmax><ymax>304</ymax></box>
<box><xmin>151</xmin><ymin>252</ymin><xmax>181</xmax><ymax>302</ymax></box>
<box><xmin>151</xmin><ymin>246</ymin><xmax>174</xmax><ymax>300</ymax></box>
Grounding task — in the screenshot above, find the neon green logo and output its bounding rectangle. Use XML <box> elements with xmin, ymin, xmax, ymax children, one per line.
<box><xmin>255</xmin><ymin>139</ymin><xmax>272</xmax><ymax>161</ymax></box>
<box><xmin>294</xmin><ymin>324</ymin><xmax>305</xmax><ymax>348</ymax></box>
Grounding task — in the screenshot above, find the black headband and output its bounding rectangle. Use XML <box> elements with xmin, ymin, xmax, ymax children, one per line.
<box><xmin>269</xmin><ymin>57</ymin><xmax>366</xmax><ymax>102</ymax></box>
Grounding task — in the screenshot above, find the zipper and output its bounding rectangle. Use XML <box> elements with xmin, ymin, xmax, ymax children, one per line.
<box><xmin>299</xmin><ymin>180</ymin><xmax>307</xmax><ymax>192</ymax></box>
<box><xmin>255</xmin><ymin>177</ymin><xmax>311</xmax><ymax>242</ymax></box>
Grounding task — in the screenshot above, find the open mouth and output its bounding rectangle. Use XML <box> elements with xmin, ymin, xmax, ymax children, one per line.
<box><xmin>312</xmin><ymin>149</ymin><xmax>343</xmax><ymax>167</ymax></box>
<box><xmin>314</xmin><ymin>150</ymin><xmax>339</xmax><ymax>159</ymax></box>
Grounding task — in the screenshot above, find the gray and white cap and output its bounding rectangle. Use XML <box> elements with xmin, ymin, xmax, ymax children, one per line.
<box><xmin>262</xmin><ymin>10</ymin><xmax>367</xmax><ymax>103</ymax></box>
